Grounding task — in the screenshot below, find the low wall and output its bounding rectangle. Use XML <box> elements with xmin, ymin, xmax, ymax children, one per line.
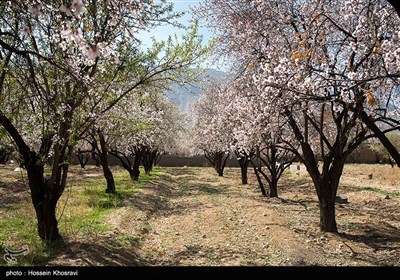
<box><xmin>70</xmin><ymin>145</ymin><xmax>384</xmax><ymax>167</ymax></box>
<box><xmin>157</xmin><ymin>155</ymin><xmax>240</xmax><ymax>167</ymax></box>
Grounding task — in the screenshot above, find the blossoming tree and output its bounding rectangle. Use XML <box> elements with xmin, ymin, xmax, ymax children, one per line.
<box><xmin>0</xmin><ymin>0</ymin><xmax>207</xmax><ymax>240</ymax></box>
<box><xmin>200</xmin><ymin>0</ymin><xmax>400</xmax><ymax>232</ymax></box>
<box><xmin>192</xmin><ymin>82</ymin><xmax>233</xmax><ymax>177</ymax></box>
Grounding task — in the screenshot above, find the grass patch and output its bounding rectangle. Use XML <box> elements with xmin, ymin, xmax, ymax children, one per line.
<box><xmin>341</xmin><ymin>184</ymin><xmax>400</xmax><ymax>197</ymax></box>
<box><xmin>0</xmin><ymin>166</ymin><xmax>159</xmax><ymax>266</ymax></box>
<box><xmin>198</xmin><ymin>184</ymin><xmax>226</xmax><ymax>194</ymax></box>
<box><xmin>0</xmin><ymin>213</ymin><xmax>65</xmax><ymax>266</ymax></box>
<box><xmin>112</xmin><ymin>234</ymin><xmax>140</xmax><ymax>248</ymax></box>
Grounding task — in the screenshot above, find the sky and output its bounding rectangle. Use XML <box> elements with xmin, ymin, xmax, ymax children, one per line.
<box><xmin>138</xmin><ymin>0</ymin><xmax>225</xmax><ymax>71</ymax></box>
<box><xmin>139</xmin><ymin>0</ymin><xmax>212</xmax><ymax>47</ymax></box>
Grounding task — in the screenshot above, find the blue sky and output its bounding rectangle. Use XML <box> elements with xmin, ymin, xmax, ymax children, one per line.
<box><xmin>139</xmin><ymin>0</ymin><xmax>224</xmax><ymax>70</ymax></box>
<box><xmin>140</xmin><ymin>0</ymin><xmax>213</xmax><ymax>47</ymax></box>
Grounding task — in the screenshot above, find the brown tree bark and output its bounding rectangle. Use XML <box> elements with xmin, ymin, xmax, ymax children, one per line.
<box><xmin>1</xmin><ymin>110</ymin><xmax>66</xmax><ymax>241</ymax></box>
<box><xmin>204</xmin><ymin>151</ymin><xmax>229</xmax><ymax>177</ymax></box>
<box><xmin>97</xmin><ymin>130</ymin><xmax>115</xmax><ymax>194</ymax></box>
<box><xmin>142</xmin><ymin>148</ymin><xmax>157</xmax><ymax>175</ymax></box>
<box><xmin>358</xmin><ymin>110</ymin><xmax>400</xmax><ymax>167</ymax></box>
<box><xmin>250</xmin><ymin>162</ymin><xmax>267</xmax><ymax>197</ymax></box>
<box><xmin>76</xmin><ymin>149</ymin><xmax>90</xmax><ymax>168</ymax></box>
<box><xmin>237</xmin><ymin>156</ymin><xmax>249</xmax><ymax>185</ymax></box>
<box><xmin>317</xmin><ymin>177</ymin><xmax>339</xmax><ymax>232</ymax></box>
<box><xmin>27</xmin><ymin>159</ymin><xmax>62</xmax><ymax>241</ymax></box>
<box><xmin>110</xmin><ymin>146</ymin><xmax>143</xmax><ymax>181</ymax></box>
<box><xmin>268</xmin><ymin>179</ymin><xmax>278</xmax><ymax>198</ymax></box>
<box><xmin>0</xmin><ymin>149</ymin><xmax>10</xmax><ymax>164</ymax></box>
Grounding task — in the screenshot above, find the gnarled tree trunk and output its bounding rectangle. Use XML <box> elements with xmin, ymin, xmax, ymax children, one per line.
<box><xmin>94</xmin><ymin>130</ymin><xmax>115</xmax><ymax>194</ymax></box>
<box><xmin>268</xmin><ymin>178</ymin><xmax>278</xmax><ymax>198</ymax></box>
<box><xmin>27</xmin><ymin>159</ymin><xmax>62</xmax><ymax>241</ymax></box>
<box><xmin>142</xmin><ymin>148</ymin><xmax>157</xmax><ymax>175</ymax></box>
<box><xmin>76</xmin><ymin>148</ymin><xmax>90</xmax><ymax>168</ymax></box>
<box><xmin>0</xmin><ymin>149</ymin><xmax>10</xmax><ymax>164</ymax></box>
<box><xmin>250</xmin><ymin>162</ymin><xmax>267</xmax><ymax>197</ymax></box>
<box><xmin>110</xmin><ymin>146</ymin><xmax>143</xmax><ymax>182</ymax></box>
<box><xmin>1</xmin><ymin>110</ymin><xmax>73</xmax><ymax>241</ymax></box>
<box><xmin>237</xmin><ymin>156</ymin><xmax>249</xmax><ymax>185</ymax></box>
<box><xmin>316</xmin><ymin>179</ymin><xmax>338</xmax><ymax>232</ymax></box>
<box><xmin>204</xmin><ymin>151</ymin><xmax>229</xmax><ymax>177</ymax></box>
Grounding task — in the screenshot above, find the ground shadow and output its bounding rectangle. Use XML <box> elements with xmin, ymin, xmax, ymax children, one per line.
<box><xmin>341</xmin><ymin>222</ymin><xmax>400</xmax><ymax>250</ymax></box>
<box><xmin>339</xmin><ymin>222</ymin><xmax>400</xmax><ymax>265</ymax></box>
<box><xmin>49</xmin><ymin>236</ymin><xmax>146</xmax><ymax>266</ymax></box>
<box><xmin>123</xmin><ymin>182</ymin><xmax>205</xmax><ymax>218</ymax></box>
<box><xmin>0</xmin><ymin>180</ymin><xmax>30</xmax><ymax>210</ymax></box>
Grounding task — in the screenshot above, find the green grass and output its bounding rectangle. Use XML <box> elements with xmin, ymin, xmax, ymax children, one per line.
<box><xmin>198</xmin><ymin>184</ymin><xmax>226</xmax><ymax>194</ymax></box>
<box><xmin>0</xmin><ymin>166</ymin><xmax>159</xmax><ymax>266</ymax></box>
<box><xmin>112</xmin><ymin>234</ymin><xmax>140</xmax><ymax>248</ymax></box>
<box><xmin>341</xmin><ymin>184</ymin><xmax>400</xmax><ymax>197</ymax></box>
<box><xmin>0</xmin><ymin>213</ymin><xmax>63</xmax><ymax>265</ymax></box>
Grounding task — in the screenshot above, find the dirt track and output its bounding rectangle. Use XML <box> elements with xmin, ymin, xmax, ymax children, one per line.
<box><xmin>49</xmin><ymin>166</ymin><xmax>400</xmax><ymax>266</ymax></box>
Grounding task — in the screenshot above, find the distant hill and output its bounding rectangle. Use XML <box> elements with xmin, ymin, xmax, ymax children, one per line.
<box><xmin>166</xmin><ymin>68</ymin><xmax>226</xmax><ymax>114</ymax></box>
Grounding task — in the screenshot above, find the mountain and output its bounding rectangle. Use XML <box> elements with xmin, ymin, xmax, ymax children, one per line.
<box><xmin>166</xmin><ymin>68</ymin><xmax>226</xmax><ymax>114</ymax></box>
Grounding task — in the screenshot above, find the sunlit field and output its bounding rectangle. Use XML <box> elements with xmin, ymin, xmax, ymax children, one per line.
<box><xmin>1</xmin><ymin>164</ymin><xmax>399</xmax><ymax>266</ymax></box>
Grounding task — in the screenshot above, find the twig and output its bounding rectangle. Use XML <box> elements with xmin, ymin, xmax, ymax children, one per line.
<box><xmin>57</xmin><ymin>181</ymin><xmax>73</xmax><ymax>223</ymax></box>
<box><xmin>16</xmin><ymin>158</ymin><xmax>31</xmax><ymax>196</ymax></box>
<box><xmin>342</xmin><ymin>241</ymin><xmax>357</xmax><ymax>255</ymax></box>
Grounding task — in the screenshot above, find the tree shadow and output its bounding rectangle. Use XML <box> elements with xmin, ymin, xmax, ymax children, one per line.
<box><xmin>341</xmin><ymin>222</ymin><xmax>400</xmax><ymax>251</ymax></box>
<box><xmin>122</xmin><ymin>181</ymin><xmax>206</xmax><ymax>218</ymax></box>
<box><xmin>164</xmin><ymin>167</ymin><xmax>198</xmax><ymax>176</ymax></box>
<box><xmin>146</xmin><ymin>243</ymin><xmax>270</xmax><ymax>266</ymax></box>
<box><xmin>0</xmin><ymin>180</ymin><xmax>30</xmax><ymax>210</ymax></box>
<box><xmin>339</xmin><ymin>222</ymin><xmax>400</xmax><ymax>265</ymax></box>
<box><xmin>48</xmin><ymin>235</ymin><xmax>147</xmax><ymax>266</ymax></box>
<box><xmin>280</xmin><ymin>177</ymin><xmax>314</xmax><ymax>194</ymax></box>
<box><xmin>276</xmin><ymin>197</ymin><xmax>317</xmax><ymax>211</ymax></box>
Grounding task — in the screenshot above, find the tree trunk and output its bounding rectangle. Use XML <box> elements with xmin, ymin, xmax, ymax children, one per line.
<box><xmin>77</xmin><ymin>150</ymin><xmax>90</xmax><ymax>169</ymax></box>
<box><xmin>35</xmin><ymin>198</ymin><xmax>61</xmax><ymax>241</ymax></box>
<box><xmin>216</xmin><ymin>152</ymin><xmax>229</xmax><ymax>177</ymax></box>
<box><xmin>102</xmin><ymin>162</ymin><xmax>115</xmax><ymax>194</ymax></box>
<box><xmin>142</xmin><ymin>149</ymin><xmax>155</xmax><ymax>175</ymax></box>
<box><xmin>238</xmin><ymin>158</ymin><xmax>249</xmax><ymax>185</ymax></box>
<box><xmin>1</xmin><ymin>110</ymin><xmax>74</xmax><ymax>242</ymax></box>
<box><xmin>319</xmin><ymin>200</ymin><xmax>337</xmax><ymax>232</ymax></box>
<box><xmin>26</xmin><ymin>161</ymin><xmax>62</xmax><ymax>241</ymax></box>
<box><xmin>98</xmin><ymin>131</ymin><xmax>115</xmax><ymax>193</ymax></box>
<box><xmin>250</xmin><ymin>162</ymin><xmax>267</xmax><ymax>197</ymax></box>
<box><xmin>132</xmin><ymin>151</ymin><xmax>143</xmax><ymax>181</ymax></box>
<box><xmin>215</xmin><ymin>152</ymin><xmax>222</xmax><ymax>176</ymax></box>
<box><xmin>92</xmin><ymin>150</ymin><xmax>100</xmax><ymax>167</ymax></box>
<box><xmin>268</xmin><ymin>179</ymin><xmax>278</xmax><ymax>198</ymax></box>
<box><xmin>216</xmin><ymin>153</ymin><xmax>223</xmax><ymax>176</ymax></box>
<box><xmin>0</xmin><ymin>149</ymin><xmax>10</xmax><ymax>164</ymax></box>
<box><xmin>316</xmin><ymin>177</ymin><xmax>339</xmax><ymax>233</ymax></box>
<box><xmin>204</xmin><ymin>151</ymin><xmax>229</xmax><ymax>177</ymax></box>
<box><xmin>129</xmin><ymin>168</ymin><xmax>140</xmax><ymax>181</ymax></box>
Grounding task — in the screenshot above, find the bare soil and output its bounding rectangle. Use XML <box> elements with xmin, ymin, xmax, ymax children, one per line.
<box><xmin>1</xmin><ymin>164</ymin><xmax>399</xmax><ymax>266</ymax></box>
<box><xmin>45</xmin><ymin>165</ymin><xmax>400</xmax><ymax>266</ymax></box>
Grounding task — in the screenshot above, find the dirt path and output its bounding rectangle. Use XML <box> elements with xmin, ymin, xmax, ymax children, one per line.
<box><xmin>133</xmin><ymin>168</ymin><xmax>323</xmax><ymax>266</ymax></box>
<box><xmin>51</xmin><ymin>166</ymin><xmax>400</xmax><ymax>266</ymax></box>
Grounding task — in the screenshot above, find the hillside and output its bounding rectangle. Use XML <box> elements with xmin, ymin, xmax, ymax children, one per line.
<box><xmin>166</xmin><ymin>68</ymin><xmax>226</xmax><ymax>114</ymax></box>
